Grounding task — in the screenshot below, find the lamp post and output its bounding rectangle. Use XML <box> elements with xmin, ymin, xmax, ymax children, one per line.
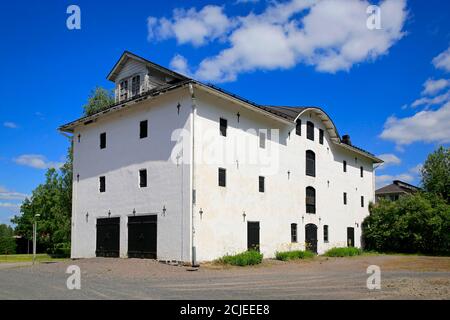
<box><xmin>32</xmin><ymin>214</ymin><xmax>40</xmax><ymax>265</ymax></box>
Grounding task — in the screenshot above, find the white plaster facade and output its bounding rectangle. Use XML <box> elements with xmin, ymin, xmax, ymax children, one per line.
<box><xmin>60</xmin><ymin>52</ymin><xmax>382</xmax><ymax>263</ymax></box>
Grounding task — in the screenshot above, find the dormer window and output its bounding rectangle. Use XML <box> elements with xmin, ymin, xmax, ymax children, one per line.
<box><xmin>119</xmin><ymin>79</ymin><xmax>128</xmax><ymax>101</ymax></box>
<box><xmin>131</xmin><ymin>75</ymin><xmax>140</xmax><ymax>97</ymax></box>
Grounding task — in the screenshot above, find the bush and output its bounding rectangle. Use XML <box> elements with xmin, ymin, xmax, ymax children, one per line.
<box><xmin>275</xmin><ymin>250</ymin><xmax>315</xmax><ymax>261</ymax></box>
<box><xmin>362</xmin><ymin>193</ymin><xmax>450</xmax><ymax>255</ymax></box>
<box><xmin>324</xmin><ymin>247</ymin><xmax>362</xmax><ymax>257</ymax></box>
<box><xmin>217</xmin><ymin>250</ymin><xmax>263</xmax><ymax>266</ymax></box>
<box><xmin>48</xmin><ymin>242</ymin><xmax>71</xmax><ymax>258</ymax></box>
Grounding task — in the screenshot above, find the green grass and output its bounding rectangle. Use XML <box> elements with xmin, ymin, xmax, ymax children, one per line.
<box><xmin>275</xmin><ymin>250</ymin><xmax>315</xmax><ymax>261</ymax></box>
<box><xmin>0</xmin><ymin>254</ymin><xmax>68</xmax><ymax>264</ymax></box>
<box><xmin>216</xmin><ymin>250</ymin><xmax>263</xmax><ymax>266</ymax></box>
<box><xmin>323</xmin><ymin>247</ymin><xmax>362</xmax><ymax>257</ymax></box>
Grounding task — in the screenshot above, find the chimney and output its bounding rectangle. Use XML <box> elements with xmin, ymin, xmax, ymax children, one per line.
<box><xmin>342</xmin><ymin>134</ymin><xmax>352</xmax><ymax>145</ymax></box>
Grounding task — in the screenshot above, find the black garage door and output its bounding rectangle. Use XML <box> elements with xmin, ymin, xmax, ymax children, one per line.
<box><xmin>128</xmin><ymin>215</ymin><xmax>157</xmax><ymax>259</ymax></box>
<box><xmin>96</xmin><ymin>217</ymin><xmax>120</xmax><ymax>257</ymax></box>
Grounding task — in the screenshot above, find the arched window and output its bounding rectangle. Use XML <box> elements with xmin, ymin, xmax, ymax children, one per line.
<box><xmin>306</xmin><ymin>150</ymin><xmax>316</xmax><ymax>177</ymax></box>
<box><xmin>307</xmin><ymin>121</ymin><xmax>314</xmax><ymax>140</ymax></box>
<box><xmin>306</xmin><ymin>186</ymin><xmax>316</xmax><ymax>214</ymax></box>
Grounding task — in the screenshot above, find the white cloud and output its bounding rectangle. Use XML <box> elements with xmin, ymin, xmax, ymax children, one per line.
<box><xmin>0</xmin><ymin>202</ymin><xmax>20</xmax><ymax>208</ymax></box>
<box><xmin>409</xmin><ymin>163</ymin><xmax>422</xmax><ymax>175</ymax></box>
<box><xmin>170</xmin><ymin>54</ymin><xmax>191</xmax><ymax>76</ymax></box>
<box><xmin>380</xmin><ymin>101</ymin><xmax>450</xmax><ymax>145</ymax></box>
<box><xmin>411</xmin><ymin>90</ymin><xmax>449</xmax><ymax>108</ymax></box>
<box><xmin>377</xmin><ymin>153</ymin><xmax>401</xmax><ymax>169</ymax></box>
<box><xmin>433</xmin><ymin>46</ymin><xmax>450</xmax><ymax>72</ymax></box>
<box><xmin>14</xmin><ymin>154</ymin><xmax>63</xmax><ymax>170</ymax></box>
<box><xmin>148</xmin><ymin>5</ymin><xmax>233</xmax><ymax>47</ymax></box>
<box><xmin>235</xmin><ymin>0</ymin><xmax>260</xmax><ymax>4</ymax></box>
<box><xmin>421</xmin><ymin>78</ymin><xmax>449</xmax><ymax>95</ymax></box>
<box><xmin>3</xmin><ymin>122</ymin><xmax>18</xmax><ymax>129</ymax></box>
<box><xmin>147</xmin><ymin>0</ymin><xmax>408</xmax><ymax>82</ymax></box>
<box><xmin>0</xmin><ymin>186</ymin><xmax>29</xmax><ymax>201</ymax></box>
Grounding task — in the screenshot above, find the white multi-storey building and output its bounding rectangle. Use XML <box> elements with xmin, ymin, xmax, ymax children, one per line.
<box><xmin>60</xmin><ymin>52</ymin><xmax>382</xmax><ymax>263</ymax></box>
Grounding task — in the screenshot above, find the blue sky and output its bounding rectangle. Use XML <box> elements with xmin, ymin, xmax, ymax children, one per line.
<box><xmin>1</xmin><ymin>0</ymin><xmax>449</xmax><ymax>225</ymax></box>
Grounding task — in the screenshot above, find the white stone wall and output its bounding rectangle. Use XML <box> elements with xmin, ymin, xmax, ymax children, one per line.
<box><xmin>192</xmin><ymin>90</ymin><xmax>374</xmax><ymax>261</ymax></box>
<box><xmin>71</xmin><ymin>89</ymin><xmax>192</xmax><ymax>261</ymax></box>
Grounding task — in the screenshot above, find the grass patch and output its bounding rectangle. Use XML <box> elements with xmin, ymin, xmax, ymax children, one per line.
<box><xmin>275</xmin><ymin>250</ymin><xmax>315</xmax><ymax>261</ymax></box>
<box><xmin>324</xmin><ymin>247</ymin><xmax>362</xmax><ymax>257</ymax></box>
<box><xmin>0</xmin><ymin>254</ymin><xmax>68</xmax><ymax>264</ymax></box>
<box><xmin>216</xmin><ymin>250</ymin><xmax>263</xmax><ymax>266</ymax></box>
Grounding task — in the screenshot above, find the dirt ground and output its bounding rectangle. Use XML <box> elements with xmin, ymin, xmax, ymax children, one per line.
<box><xmin>0</xmin><ymin>254</ymin><xmax>449</xmax><ymax>299</ymax></box>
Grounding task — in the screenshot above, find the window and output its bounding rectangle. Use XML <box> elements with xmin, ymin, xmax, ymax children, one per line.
<box><xmin>324</xmin><ymin>225</ymin><xmax>329</xmax><ymax>242</ymax></box>
<box><xmin>259</xmin><ymin>131</ymin><xmax>266</xmax><ymax>149</ymax></box>
<box><xmin>131</xmin><ymin>75</ymin><xmax>140</xmax><ymax>97</ymax></box>
<box><xmin>119</xmin><ymin>79</ymin><xmax>128</xmax><ymax>101</ymax></box>
<box><xmin>306</xmin><ymin>186</ymin><xmax>316</xmax><ymax>214</ymax></box>
<box><xmin>139</xmin><ymin>169</ymin><xmax>147</xmax><ymax>188</ymax></box>
<box><xmin>219</xmin><ymin>118</ymin><xmax>227</xmax><ymax>137</ymax></box>
<box><xmin>307</xmin><ymin>121</ymin><xmax>314</xmax><ymax>141</ymax></box>
<box><xmin>295</xmin><ymin>119</ymin><xmax>301</xmax><ymax>136</ymax></box>
<box><xmin>218</xmin><ymin>168</ymin><xmax>226</xmax><ymax>187</ymax></box>
<box><xmin>140</xmin><ymin>120</ymin><xmax>148</xmax><ymax>139</ymax></box>
<box><xmin>291</xmin><ymin>223</ymin><xmax>298</xmax><ymax>243</ymax></box>
<box><xmin>100</xmin><ymin>132</ymin><xmax>106</xmax><ymax>149</ymax></box>
<box><xmin>343</xmin><ymin>160</ymin><xmax>347</xmax><ymax>172</ymax></box>
<box><xmin>99</xmin><ymin>176</ymin><xmax>106</xmax><ymax>193</ymax></box>
<box><xmin>343</xmin><ymin>192</ymin><xmax>347</xmax><ymax>205</ymax></box>
<box><xmin>319</xmin><ymin>129</ymin><xmax>324</xmax><ymax>145</ymax></box>
<box><xmin>305</xmin><ymin>150</ymin><xmax>316</xmax><ymax>177</ymax></box>
<box><xmin>361</xmin><ymin>196</ymin><xmax>364</xmax><ymax>208</ymax></box>
<box><xmin>259</xmin><ymin>176</ymin><xmax>265</xmax><ymax>193</ymax></box>
<box><xmin>360</xmin><ymin>166</ymin><xmax>364</xmax><ymax>178</ymax></box>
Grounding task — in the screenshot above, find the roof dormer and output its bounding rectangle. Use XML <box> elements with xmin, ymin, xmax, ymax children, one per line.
<box><xmin>107</xmin><ymin>51</ymin><xmax>188</xmax><ymax>102</ymax></box>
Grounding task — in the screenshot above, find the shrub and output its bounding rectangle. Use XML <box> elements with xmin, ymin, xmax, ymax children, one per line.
<box><xmin>275</xmin><ymin>250</ymin><xmax>315</xmax><ymax>261</ymax></box>
<box><xmin>48</xmin><ymin>242</ymin><xmax>71</xmax><ymax>258</ymax></box>
<box><xmin>324</xmin><ymin>247</ymin><xmax>362</xmax><ymax>257</ymax></box>
<box><xmin>217</xmin><ymin>250</ymin><xmax>263</xmax><ymax>266</ymax></box>
<box><xmin>362</xmin><ymin>193</ymin><xmax>450</xmax><ymax>255</ymax></box>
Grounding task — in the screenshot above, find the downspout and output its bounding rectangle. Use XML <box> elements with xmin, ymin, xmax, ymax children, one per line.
<box><xmin>188</xmin><ymin>83</ymin><xmax>199</xmax><ymax>267</ymax></box>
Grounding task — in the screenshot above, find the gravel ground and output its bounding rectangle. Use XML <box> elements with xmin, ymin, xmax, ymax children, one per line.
<box><xmin>0</xmin><ymin>255</ymin><xmax>448</xmax><ymax>300</ymax></box>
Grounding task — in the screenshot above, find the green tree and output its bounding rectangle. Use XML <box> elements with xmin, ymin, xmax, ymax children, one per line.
<box><xmin>421</xmin><ymin>146</ymin><xmax>450</xmax><ymax>202</ymax></box>
<box><xmin>363</xmin><ymin>193</ymin><xmax>450</xmax><ymax>254</ymax></box>
<box><xmin>0</xmin><ymin>224</ymin><xmax>16</xmax><ymax>254</ymax></box>
<box><xmin>83</xmin><ymin>86</ymin><xmax>115</xmax><ymax>116</ymax></box>
<box><xmin>11</xmin><ymin>86</ymin><xmax>111</xmax><ymax>255</ymax></box>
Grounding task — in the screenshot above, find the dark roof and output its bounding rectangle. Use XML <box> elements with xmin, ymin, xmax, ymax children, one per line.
<box><xmin>376</xmin><ymin>180</ymin><xmax>420</xmax><ymax>195</ymax></box>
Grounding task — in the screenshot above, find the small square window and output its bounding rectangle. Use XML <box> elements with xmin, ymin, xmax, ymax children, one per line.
<box><xmin>291</xmin><ymin>223</ymin><xmax>297</xmax><ymax>243</ymax></box>
<box><xmin>218</xmin><ymin>168</ymin><xmax>226</xmax><ymax>187</ymax></box>
<box><xmin>140</xmin><ymin>120</ymin><xmax>148</xmax><ymax>139</ymax></box>
<box><xmin>220</xmin><ymin>118</ymin><xmax>227</xmax><ymax>137</ymax></box>
<box><xmin>259</xmin><ymin>132</ymin><xmax>266</xmax><ymax>149</ymax></box>
<box><xmin>99</xmin><ymin>176</ymin><xmax>106</xmax><ymax>193</ymax></box>
<box><xmin>324</xmin><ymin>225</ymin><xmax>329</xmax><ymax>242</ymax></box>
<box><xmin>259</xmin><ymin>176</ymin><xmax>265</xmax><ymax>193</ymax></box>
<box><xmin>100</xmin><ymin>132</ymin><xmax>106</xmax><ymax>149</ymax></box>
<box><xmin>307</xmin><ymin>121</ymin><xmax>314</xmax><ymax>141</ymax></box>
<box><xmin>295</xmin><ymin>119</ymin><xmax>301</xmax><ymax>136</ymax></box>
<box><xmin>139</xmin><ymin>169</ymin><xmax>147</xmax><ymax>188</ymax></box>
<box><xmin>319</xmin><ymin>129</ymin><xmax>324</xmax><ymax>145</ymax></box>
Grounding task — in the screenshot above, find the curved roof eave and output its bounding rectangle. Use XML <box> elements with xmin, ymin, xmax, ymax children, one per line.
<box><xmin>294</xmin><ymin>107</ymin><xmax>341</xmax><ymax>142</ymax></box>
